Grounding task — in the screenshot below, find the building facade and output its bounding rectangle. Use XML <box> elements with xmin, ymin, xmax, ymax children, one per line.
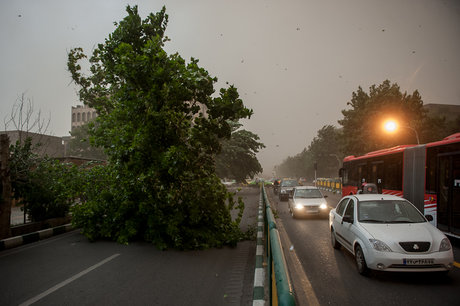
<box><xmin>0</xmin><ymin>130</ymin><xmax>65</xmax><ymax>158</ymax></box>
<box><xmin>71</xmin><ymin>105</ymin><xmax>97</xmax><ymax>131</ymax></box>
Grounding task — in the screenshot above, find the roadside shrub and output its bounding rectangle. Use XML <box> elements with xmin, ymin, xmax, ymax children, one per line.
<box><xmin>10</xmin><ymin>138</ymin><xmax>81</xmax><ymax>222</ymax></box>
<box><xmin>23</xmin><ymin>159</ymin><xmax>79</xmax><ymax>222</ymax></box>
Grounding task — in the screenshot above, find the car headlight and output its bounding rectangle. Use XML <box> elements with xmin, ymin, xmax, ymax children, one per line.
<box><xmin>295</xmin><ymin>204</ymin><xmax>304</xmax><ymax>209</ymax></box>
<box><xmin>319</xmin><ymin>203</ymin><xmax>328</xmax><ymax>210</ymax></box>
<box><xmin>369</xmin><ymin>239</ymin><xmax>392</xmax><ymax>252</ymax></box>
<box><xmin>280</xmin><ymin>189</ymin><xmax>287</xmax><ymax>193</ymax></box>
<box><xmin>439</xmin><ymin>238</ymin><xmax>452</xmax><ymax>252</ymax></box>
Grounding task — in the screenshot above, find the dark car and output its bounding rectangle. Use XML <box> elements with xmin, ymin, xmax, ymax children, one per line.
<box><xmin>279</xmin><ymin>179</ymin><xmax>298</xmax><ymax>201</ymax></box>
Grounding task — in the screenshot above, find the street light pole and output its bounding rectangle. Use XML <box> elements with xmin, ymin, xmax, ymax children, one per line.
<box><xmin>329</xmin><ymin>154</ymin><xmax>341</xmax><ymax>168</ymax></box>
<box><xmin>402</xmin><ymin>125</ymin><xmax>420</xmax><ymax>145</ymax></box>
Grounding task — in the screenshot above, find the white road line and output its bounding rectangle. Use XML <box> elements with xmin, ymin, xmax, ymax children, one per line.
<box><xmin>19</xmin><ymin>253</ymin><xmax>120</xmax><ymax>306</ymax></box>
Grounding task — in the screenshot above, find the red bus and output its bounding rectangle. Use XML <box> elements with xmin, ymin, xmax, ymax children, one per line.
<box><xmin>339</xmin><ymin>133</ymin><xmax>460</xmax><ymax>237</ymax></box>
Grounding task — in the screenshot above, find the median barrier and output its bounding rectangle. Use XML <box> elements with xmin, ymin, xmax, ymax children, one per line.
<box><xmin>261</xmin><ymin>185</ymin><xmax>296</xmax><ymax>306</ymax></box>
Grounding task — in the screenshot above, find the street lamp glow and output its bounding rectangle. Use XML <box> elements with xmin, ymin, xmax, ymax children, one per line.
<box><xmin>384</xmin><ymin>120</ymin><xmax>398</xmax><ymax>133</ymax></box>
<box><xmin>383</xmin><ymin>119</ymin><xmax>420</xmax><ymax>144</ymax></box>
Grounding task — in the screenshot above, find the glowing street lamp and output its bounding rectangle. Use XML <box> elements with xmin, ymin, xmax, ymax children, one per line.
<box><xmin>383</xmin><ymin>119</ymin><xmax>420</xmax><ymax>144</ymax></box>
<box><xmin>384</xmin><ymin>120</ymin><xmax>397</xmax><ymax>133</ymax></box>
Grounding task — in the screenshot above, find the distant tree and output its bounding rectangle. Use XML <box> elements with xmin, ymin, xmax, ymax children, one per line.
<box><xmin>306</xmin><ymin>125</ymin><xmax>343</xmax><ymax>178</ymax></box>
<box><xmin>0</xmin><ymin>134</ymin><xmax>12</xmax><ymax>239</ymax></box>
<box><xmin>68</xmin><ymin>6</ymin><xmax>253</xmax><ymax>249</ymax></box>
<box><xmin>3</xmin><ymin>93</ymin><xmax>51</xmax><ymax>157</ymax></box>
<box><xmin>215</xmin><ymin>122</ymin><xmax>264</xmax><ymax>182</ymax></box>
<box><xmin>277</xmin><ymin>153</ymin><xmax>305</xmax><ymax>179</ymax></box>
<box><xmin>339</xmin><ymin>80</ymin><xmax>426</xmax><ymax>156</ymax></box>
<box><xmin>276</xmin><ymin>125</ymin><xmax>342</xmax><ymax>179</ymax></box>
<box><xmin>68</xmin><ymin>124</ymin><xmax>106</xmax><ymax>160</ymax></box>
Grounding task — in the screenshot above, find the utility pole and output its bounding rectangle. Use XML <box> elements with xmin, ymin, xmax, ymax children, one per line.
<box><xmin>314</xmin><ymin>162</ymin><xmax>317</xmax><ymax>187</ymax></box>
<box><xmin>0</xmin><ymin>134</ymin><xmax>12</xmax><ymax>239</ymax></box>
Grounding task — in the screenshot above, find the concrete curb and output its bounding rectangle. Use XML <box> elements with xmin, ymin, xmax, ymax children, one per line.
<box><xmin>0</xmin><ymin>224</ymin><xmax>75</xmax><ymax>251</ymax></box>
<box><xmin>253</xmin><ymin>190</ymin><xmax>265</xmax><ymax>305</ymax></box>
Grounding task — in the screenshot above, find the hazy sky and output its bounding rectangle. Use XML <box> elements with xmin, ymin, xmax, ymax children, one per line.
<box><xmin>1</xmin><ymin>0</ymin><xmax>459</xmax><ymax>176</ymax></box>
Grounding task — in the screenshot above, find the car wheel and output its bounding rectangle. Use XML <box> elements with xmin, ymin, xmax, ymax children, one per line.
<box><xmin>331</xmin><ymin>228</ymin><xmax>341</xmax><ymax>249</ymax></box>
<box><xmin>355</xmin><ymin>245</ymin><xmax>369</xmax><ymax>276</ymax></box>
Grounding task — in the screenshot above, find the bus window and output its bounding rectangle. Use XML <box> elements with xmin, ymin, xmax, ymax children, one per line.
<box><xmin>384</xmin><ymin>154</ymin><xmax>402</xmax><ymax>190</ymax></box>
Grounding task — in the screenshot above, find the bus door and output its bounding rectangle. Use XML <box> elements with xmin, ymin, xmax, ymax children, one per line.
<box><xmin>437</xmin><ymin>152</ymin><xmax>460</xmax><ymax>236</ymax></box>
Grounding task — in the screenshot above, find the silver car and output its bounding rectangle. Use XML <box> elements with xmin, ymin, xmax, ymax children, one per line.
<box><xmin>288</xmin><ymin>186</ymin><xmax>329</xmax><ymax>218</ymax></box>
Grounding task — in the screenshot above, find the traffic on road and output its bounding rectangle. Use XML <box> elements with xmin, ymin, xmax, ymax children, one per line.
<box><xmin>268</xmin><ymin>186</ymin><xmax>460</xmax><ymax>306</ymax></box>
<box><xmin>3</xmin><ymin>183</ymin><xmax>460</xmax><ymax>306</ymax></box>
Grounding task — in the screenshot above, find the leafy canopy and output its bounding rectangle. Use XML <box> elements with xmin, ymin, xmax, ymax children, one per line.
<box><xmin>338</xmin><ymin>80</ymin><xmax>426</xmax><ymax>155</ymax></box>
<box><xmin>216</xmin><ymin>121</ymin><xmax>265</xmax><ymax>182</ymax></box>
<box><xmin>67</xmin><ymin>6</ymin><xmax>253</xmax><ymax>249</ymax></box>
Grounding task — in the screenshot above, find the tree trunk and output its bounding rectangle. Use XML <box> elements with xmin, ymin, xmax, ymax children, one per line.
<box><xmin>0</xmin><ymin>134</ymin><xmax>12</xmax><ymax>239</ymax></box>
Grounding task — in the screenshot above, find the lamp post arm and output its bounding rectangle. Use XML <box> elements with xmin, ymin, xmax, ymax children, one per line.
<box><xmin>403</xmin><ymin>125</ymin><xmax>420</xmax><ymax>144</ymax></box>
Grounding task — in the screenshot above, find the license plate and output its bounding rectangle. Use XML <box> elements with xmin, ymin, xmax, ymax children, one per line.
<box><xmin>403</xmin><ymin>258</ymin><xmax>434</xmax><ymax>265</ymax></box>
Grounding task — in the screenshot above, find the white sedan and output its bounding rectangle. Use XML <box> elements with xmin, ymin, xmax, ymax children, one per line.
<box><xmin>329</xmin><ymin>194</ymin><xmax>454</xmax><ymax>275</ymax></box>
<box><xmin>288</xmin><ymin>186</ymin><xmax>329</xmax><ymax>218</ymax></box>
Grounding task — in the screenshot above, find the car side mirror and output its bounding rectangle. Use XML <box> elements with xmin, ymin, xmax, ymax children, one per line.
<box><xmin>342</xmin><ymin>215</ymin><xmax>353</xmax><ymax>224</ymax></box>
<box><xmin>425</xmin><ymin>214</ymin><xmax>434</xmax><ymax>222</ymax></box>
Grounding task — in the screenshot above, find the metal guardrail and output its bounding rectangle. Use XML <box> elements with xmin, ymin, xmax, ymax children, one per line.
<box><xmin>261</xmin><ymin>185</ymin><xmax>296</xmax><ymax>306</ymax></box>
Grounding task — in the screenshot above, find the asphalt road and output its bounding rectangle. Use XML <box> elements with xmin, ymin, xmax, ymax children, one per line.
<box><xmin>1</xmin><ymin>186</ymin><xmax>260</xmax><ymax>306</ymax></box>
<box><xmin>267</xmin><ymin>187</ymin><xmax>460</xmax><ymax>306</ymax></box>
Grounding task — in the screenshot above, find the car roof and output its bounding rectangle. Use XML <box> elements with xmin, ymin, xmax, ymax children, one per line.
<box><xmin>294</xmin><ymin>186</ymin><xmax>318</xmax><ymax>190</ymax></box>
<box><xmin>347</xmin><ymin>194</ymin><xmax>405</xmax><ymax>201</ymax></box>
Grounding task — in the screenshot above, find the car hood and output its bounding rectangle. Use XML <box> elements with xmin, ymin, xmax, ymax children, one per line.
<box><xmin>359</xmin><ymin>222</ymin><xmax>444</xmax><ymax>245</ymax></box>
<box><xmin>292</xmin><ymin>198</ymin><xmax>327</xmax><ymax>206</ymax></box>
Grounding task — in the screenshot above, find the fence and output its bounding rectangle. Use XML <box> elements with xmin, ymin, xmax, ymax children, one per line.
<box><xmin>261</xmin><ymin>185</ymin><xmax>296</xmax><ymax>305</ymax></box>
<box><xmin>316</xmin><ymin>178</ymin><xmax>342</xmax><ymax>194</ymax></box>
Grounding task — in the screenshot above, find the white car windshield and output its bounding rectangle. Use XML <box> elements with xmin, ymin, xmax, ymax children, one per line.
<box><xmin>295</xmin><ymin>189</ymin><xmax>323</xmax><ymax>198</ymax></box>
<box><xmin>281</xmin><ymin>180</ymin><xmax>297</xmax><ymax>187</ymax></box>
<box><xmin>358</xmin><ymin>200</ymin><xmax>426</xmax><ymax>223</ymax></box>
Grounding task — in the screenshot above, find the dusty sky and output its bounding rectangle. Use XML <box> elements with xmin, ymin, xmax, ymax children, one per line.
<box><xmin>1</xmin><ymin>0</ymin><xmax>459</xmax><ymax>176</ymax></box>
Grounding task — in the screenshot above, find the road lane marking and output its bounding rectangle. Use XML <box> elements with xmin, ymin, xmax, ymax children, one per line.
<box><xmin>454</xmin><ymin>261</ymin><xmax>460</xmax><ymax>268</ymax></box>
<box><xmin>18</xmin><ymin>253</ymin><xmax>120</xmax><ymax>306</ymax></box>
